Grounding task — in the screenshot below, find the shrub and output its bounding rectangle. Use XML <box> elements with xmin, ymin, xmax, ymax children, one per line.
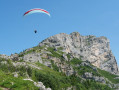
<box><xmin>51</xmin><ymin>60</ymin><xmax>59</xmax><ymax>72</ymax></box>
<box><xmin>47</xmin><ymin>47</ymin><xmax>65</xmax><ymax>62</ymax></box>
<box><xmin>98</xmin><ymin>68</ymin><xmax>119</xmax><ymax>84</ymax></box>
<box><xmin>70</xmin><ymin>58</ymin><xmax>82</xmax><ymax>65</ymax></box>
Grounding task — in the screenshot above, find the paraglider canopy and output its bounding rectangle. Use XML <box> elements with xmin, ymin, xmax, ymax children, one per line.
<box><xmin>23</xmin><ymin>8</ymin><xmax>50</xmax><ymax>34</ymax></box>
<box><xmin>23</xmin><ymin>8</ymin><xmax>50</xmax><ymax>16</ymax></box>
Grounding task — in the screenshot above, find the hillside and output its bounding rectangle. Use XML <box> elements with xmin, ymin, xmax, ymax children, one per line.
<box><xmin>0</xmin><ymin>32</ymin><xmax>119</xmax><ymax>90</ymax></box>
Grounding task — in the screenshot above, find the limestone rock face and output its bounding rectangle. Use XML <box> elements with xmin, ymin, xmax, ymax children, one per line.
<box><xmin>23</xmin><ymin>53</ymin><xmax>42</xmax><ymax>63</ymax></box>
<box><xmin>82</xmin><ymin>72</ymin><xmax>106</xmax><ymax>84</ymax></box>
<box><xmin>39</xmin><ymin>32</ymin><xmax>118</xmax><ymax>74</ymax></box>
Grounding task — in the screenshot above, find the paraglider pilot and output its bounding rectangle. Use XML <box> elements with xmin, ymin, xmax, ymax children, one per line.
<box><xmin>34</xmin><ymin>30</ymin><xmax>37</xmax><ymax>33</ymax></box>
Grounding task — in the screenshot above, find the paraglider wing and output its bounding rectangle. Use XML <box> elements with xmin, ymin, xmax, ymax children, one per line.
<box><xmin>23</xmin><ymin>8</ymin><xmax>50</xmax><ymax>16</ymax></box>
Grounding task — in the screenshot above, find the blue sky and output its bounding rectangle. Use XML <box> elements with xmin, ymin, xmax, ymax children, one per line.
<box><xmin>0</xmin><ymin>0</ymin><xmax>119</xmax><ymax>65</ymax></box>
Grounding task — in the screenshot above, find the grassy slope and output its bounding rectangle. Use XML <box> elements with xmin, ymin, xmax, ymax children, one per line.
<box><xmin>0</xmin><ymin>70</ymin><xmax>39</xmax><ymax>90</ymax></box>
<box><xmin>98</xmin><ymin>68</ymin><xmax>119</xmax><ymax>84</ymax></box>
<box><xmin>0</xmin><ymin>46</ymin><xmax>119</xmax><ymax>90</ymax></box>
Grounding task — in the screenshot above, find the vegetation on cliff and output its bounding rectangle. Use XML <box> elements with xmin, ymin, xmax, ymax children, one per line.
<box><xmin>0</xmin><ymin>56</ymin><xmax>117</xmax><ymax>90</ymax></box>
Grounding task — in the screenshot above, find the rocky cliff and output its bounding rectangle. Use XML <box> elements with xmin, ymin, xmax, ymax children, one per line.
<box><xmin>38</xmin><ymin>32</ymin><xmax>118</xmax><ymax>74</ymax></box>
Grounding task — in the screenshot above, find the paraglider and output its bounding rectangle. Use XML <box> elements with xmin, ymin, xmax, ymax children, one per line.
<box><xmin>23</xmin><ymin>8</ymin><xmax>50</xmax><ymax>34</ymax></box>
<box><xmin>23</xmin><ymin>8</ymin><xmax>50</xmax><ymax>16</ymax></box>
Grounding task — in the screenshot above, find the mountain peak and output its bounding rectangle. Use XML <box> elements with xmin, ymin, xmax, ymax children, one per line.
<box><xmin>39</xmin><ymin>32</ymin><xmax>118</xmax><ymax>74</ymax></box>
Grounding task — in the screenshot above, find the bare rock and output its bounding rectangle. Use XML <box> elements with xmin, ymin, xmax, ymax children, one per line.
<box><xmin>39</xmin><ymin>32</ymin><xmax>118</xmax><ymax>74</ymax></box>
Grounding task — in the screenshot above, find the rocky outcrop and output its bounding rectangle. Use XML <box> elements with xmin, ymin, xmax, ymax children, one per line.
<box><xmin>23</xmin><ymin>53</ymin><xmax>42</xmax><ymax>62</ymax></box>
<box><xmin>0</xmin><ymin>54</ymin><xmax>20</xmax><ymax>61</ymax></box>
<box><xmin>39</xmin><ymin>32</ymin><xmax>118</xmax><ymax>74</ymax></box>
<box><xmin>82</xmin><ymin>72</ymin><xmax>106</xmax><ymax>84</ymax></box>
<box><xmin>23</xmin><ymin>79</ymin><xmax>51</xmax><ymax>90</ymax></box>
<box><xmin>0</xmin><ymin>32</ymin><xmax>118</xmax><ymax>74</ymax></box>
